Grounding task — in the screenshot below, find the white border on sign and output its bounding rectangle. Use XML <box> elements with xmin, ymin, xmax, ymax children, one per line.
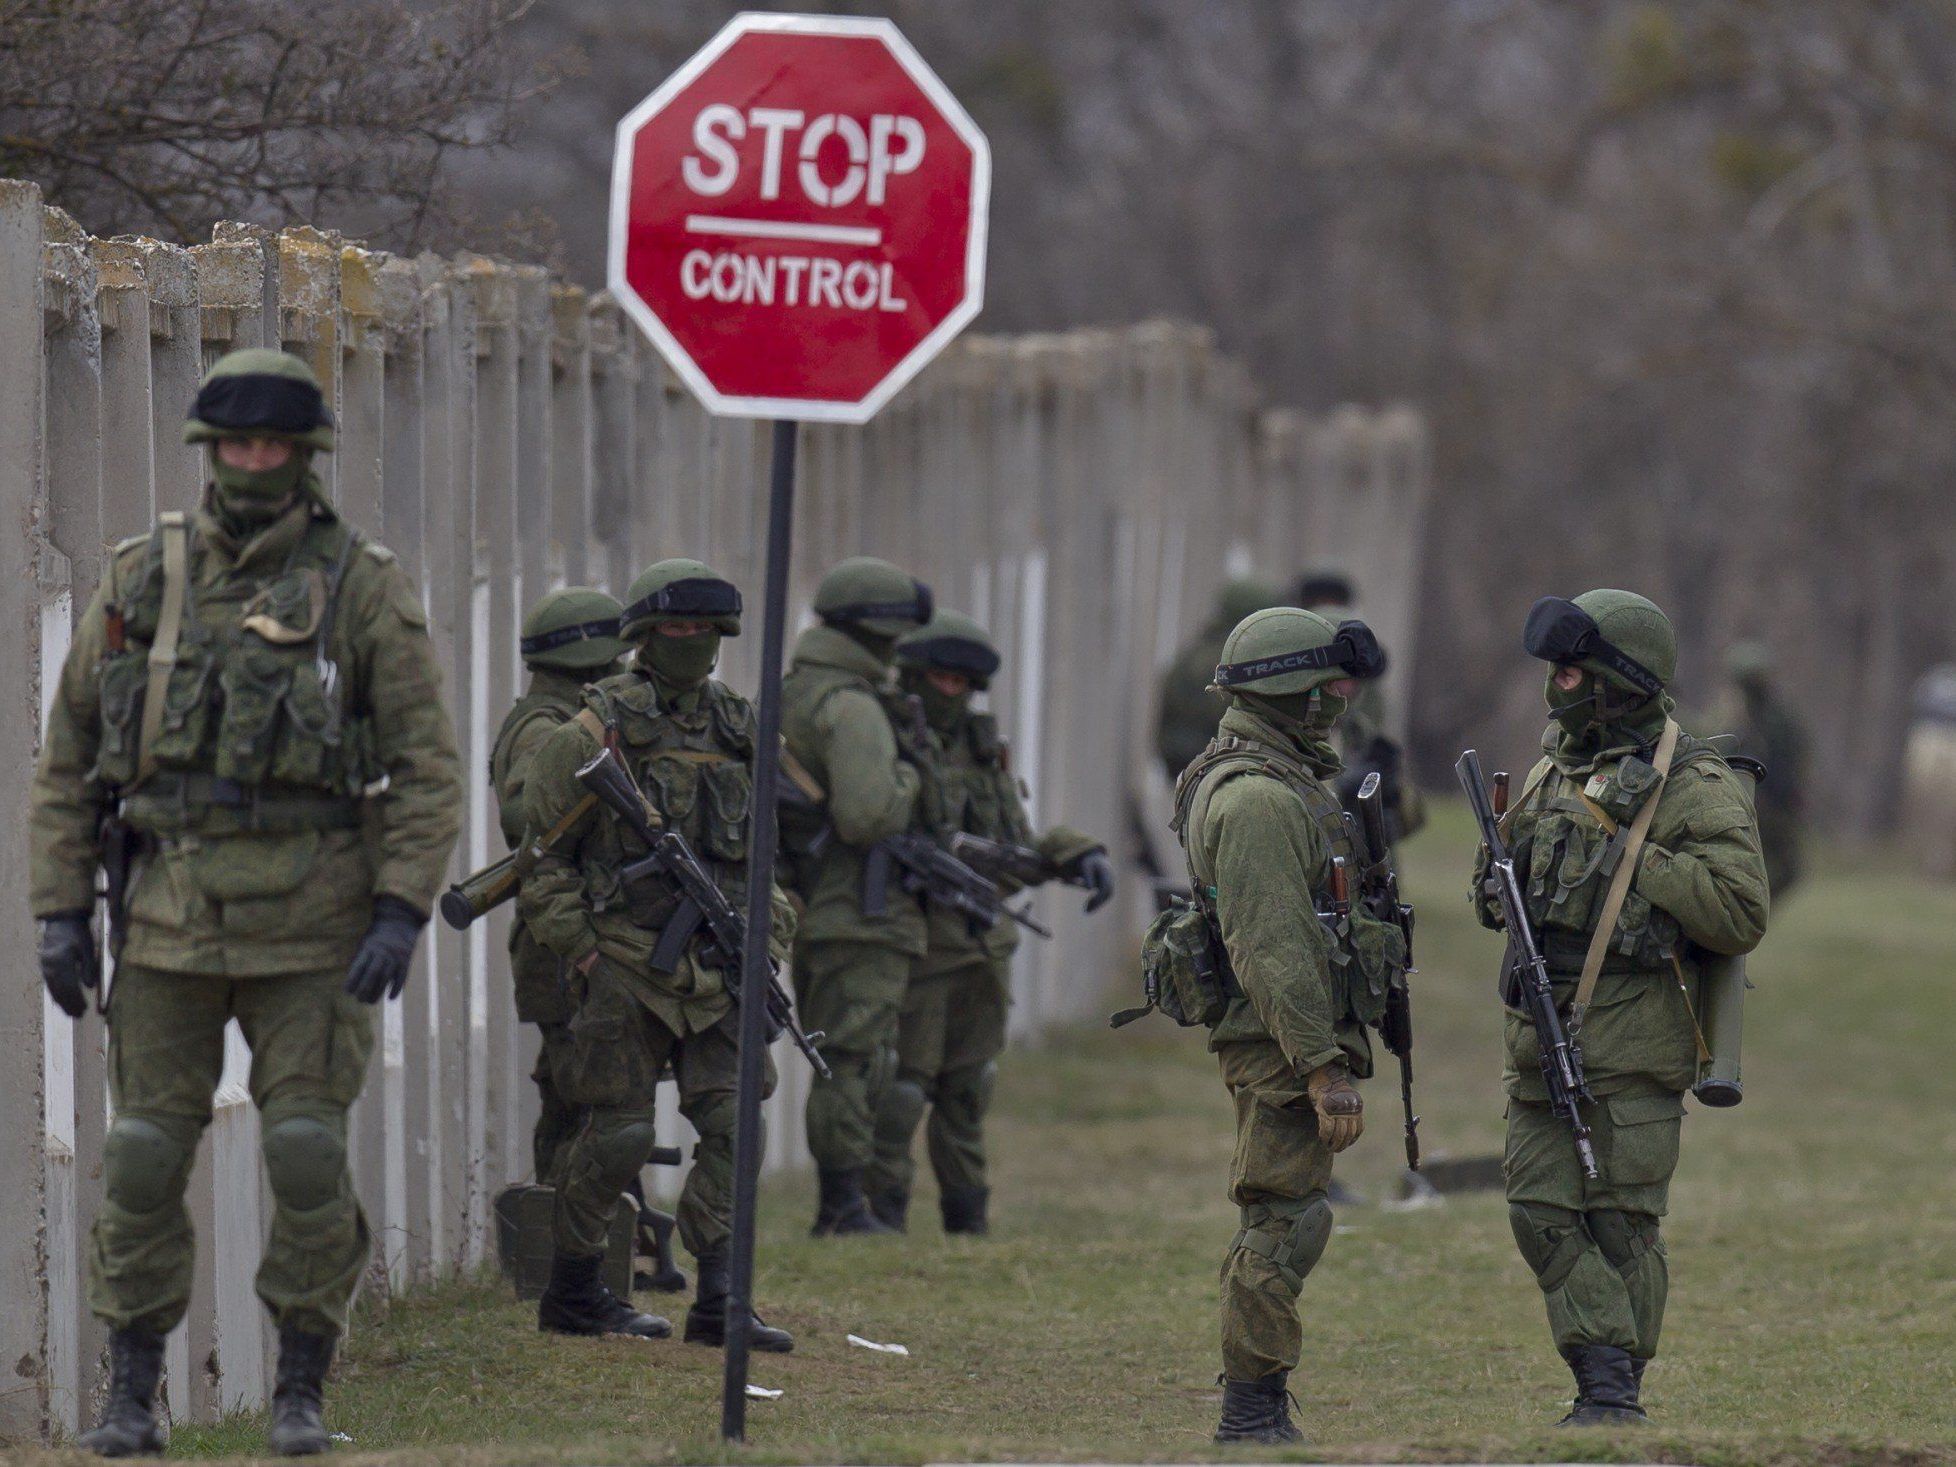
<box><xmin>606</xmin><ymin>11</ymin><xmax>992</xmax><ymax>425</ymax></box>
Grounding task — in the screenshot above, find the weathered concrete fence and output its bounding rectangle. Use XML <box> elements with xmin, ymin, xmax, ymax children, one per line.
<box><xmin>0</xmin><ymin>177</ymin><xmax>1430</xmax><ymax>1441</ymax></box>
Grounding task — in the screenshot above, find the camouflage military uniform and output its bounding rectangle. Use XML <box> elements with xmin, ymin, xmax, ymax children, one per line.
<box><xmin>30</xmin><ymin>395</ymin><xmax>459</xmax><ymax>1385</ymax></box>
<box><xmin>1170</xmin><ymin>609</ymin><xmax>1401</xmax><ymax>1444</ymax></box>
<box><xmin>864</xmin><ymin>613</ymin><xmax>1104</xmax><ymax>1233</ymax></box>
<box><xmin>520</xmin><ymin>667</ymin><xmax>791</xmax><ymax>1261</ymax></box>
<box><xmin>1474</xmin><ymin>589</ymin><xmax>1768</xmax><ymax>1424</ymax></box>
<box><xmin>782</xmin><ymin>624</ymin><xmax>932</xmax><ymax>1223</ymax></box>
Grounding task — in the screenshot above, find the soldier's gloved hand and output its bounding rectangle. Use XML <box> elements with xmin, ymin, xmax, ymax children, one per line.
<box><xmin>1069</xmin><ymin>848</ymin><xmax>1116</xmax><ymax>913</ymax></box>
<box><xmin>38</xmin><ymin>911</ymin><xmax>98</xmax><ymax>1019</ymax></box>
<box><xmin>1305</xmin><ymin>1061</ymin><xmax>1364</xmax><ymax>1153</ymax></box>
<box><xmin>345</xmin><ymin>895</ymin><xmax>427</xmax><ymax>1004</ymax></box>
<box><xmin>1479</xmin><ymin>877</ymin><xmax>1507</xmax><ymax>929</ymax></box>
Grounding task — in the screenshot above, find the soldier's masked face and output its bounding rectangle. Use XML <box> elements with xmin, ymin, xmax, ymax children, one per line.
<box><xmin>906</xmin><ymin>668</ymin><xmax>972</xmax><ymax>731</ymax></box>
<box><xmin>1248</xmin><ymin>682</ymin><xmax>1348</xmax><ymax>734</ymax></box>
<box><xmin>643</xmin><ymin>624</ymin><xmax>721</xmax><ymax>688</ymax></box>
<box><xmin>210</xmin><ymin>438</ymin><xmax>307</xmax><ymax>530</ymax></box>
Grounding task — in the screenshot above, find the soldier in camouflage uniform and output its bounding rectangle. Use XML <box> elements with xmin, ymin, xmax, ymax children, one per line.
<box><xmin>518</xmin><ymin>559</ymin><xmax>796</xmax><ymax>1351</ymax></box>
<box><xmin>490</xmin><ymin>587</ymin><xmax>628</xmax><ymax>1183</ymax></box>
<box><xmin>780</xmin><ymin>556</ymin><xmax>934</xmax><ymax>1236</ymax></box>
<box><xmin>1474</xmin><ymin>590</ymin><xmax>1768</xmax><ymax>1425</ymax></box>
<box><xmin>863</xmin><ymin>612</ymin><xmax>1113</xmax><ymax>1235</ymax></box>
<box><xmin>31</xmin><ymin>349</ymin><xmax>462</xmax><ymax>1457</ymax></box>
<box><xmin>1172</xmin><ymin>608</ymin><xmax>1402</xmax><ymax>1445</ymax></box>
<box><xmin>1154</xmin><ymin>577</ymin><xmax>1281</xmax><ymax>781</ymax></box>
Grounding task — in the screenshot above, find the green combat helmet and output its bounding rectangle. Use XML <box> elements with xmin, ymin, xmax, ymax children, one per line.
<box><xmin>183</xmin><ymin>348</ymin><xmax>335</xmax><ymax>452</ymax></box>
<box><xmin>813</xmin><ymin>556</ymin><xmax>933</xmax><ymax>638</ymax></box>
<box><xmin>519</xmin><ymin>587</ymin><xmax>628</xmax><ymax>673</ymax></box>
<box><xmin>1524</xmin><ymin>588</ymin><xmax>1675</xmax><ymax>694</ymax></box>
<box><xmin>1216</xmin><ymin>577</ymin><xmax>1282</xmax><ymax>628</ymax></box>
<box><xmin>620</xmin><ymin>559</ymin><xmax>744</xmax><ymax>639</ymax></box>
<box><xmin>896</xmin><ymin>609</ymin><xmax>1002</xmax><ymax>689</ymax></box>
<box><xmin>1211</xmin><ymin>607</ymin><xmax>1388</xmax><ymax>696</ymax></box>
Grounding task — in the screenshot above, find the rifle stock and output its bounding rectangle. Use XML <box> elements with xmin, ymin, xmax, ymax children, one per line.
<box><xmin>1353</xmin><ymin>771</ymin><xmax>1420</xmax><ymax>1170</ymax></box>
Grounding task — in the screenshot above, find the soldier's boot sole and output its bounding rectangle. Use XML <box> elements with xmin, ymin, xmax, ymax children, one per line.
<box><xmin>1213</xmin><ymin>1423</ymin><xmax>1305</xmax><ymax>1446</ymax></box>
<box><xmin>537</xmin><ymin>1299</ymin><xmax>672</xmax><ymax>1339</ymax></box>
<box><xmin>1557</xmin><ymin>1404</ymin><xmax>1650</xmax><ymax>1428</ymax></box>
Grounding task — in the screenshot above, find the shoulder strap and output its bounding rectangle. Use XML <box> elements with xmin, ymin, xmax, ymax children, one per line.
<box><xmin>1498</xmin><ymin>757</ymin><xmax>1556</xmax><ymax>842</ymax></box>
<box><xmin>1573</xmin><ymin>717</ymin><xmax>1680</xmax><ymax>1023</ymax></box>
<box><xmin>312</xmin><ymin>525</ymin><xmax>362</xmax><ymax>700</ymax></box>
<box><xmin>134</xmin><ymin>513</ymin><xmax>190</xmax><ymax>786</ymax></box>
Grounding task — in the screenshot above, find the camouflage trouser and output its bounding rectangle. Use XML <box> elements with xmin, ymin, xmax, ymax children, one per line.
<box><xmin>90</xmin><ymin>963</ymin><xmax>374</xmax><ymax>1340</ymax></box>
<box><xmin>1217</xmin><ymin>1038</ymin><xmax>1335</xmax><ymax>1383</ymax></box>
<box><xmin>795</xmin><ymin>940</ymin><xmax>912</xmax><ymax>1172</ymax></box>
<box><xmin>865</xmin><ymin>944</ymin><xmax>1007</xmax><ymax>1201</ymax></box>
<box><xmin>551</xmin><ymin>960</ymin><xmax>774</xmax><ymax>1259</ymax></box>
<box><xmin>530</xmin><ymin>1021</ymin><xmax>579</xmax><ymax>1185</ymax></box>
<box><xmin>1505</xmin><ymin>1090</ymin><xmax>1683</xmax><ymax>1360</ymax></box>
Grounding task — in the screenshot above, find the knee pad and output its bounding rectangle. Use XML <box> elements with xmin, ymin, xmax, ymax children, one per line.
<box><xmin>1232</xmin><ymin>1195</ymin><xmax>1332</xmax><ymax>1296</ymax></box>
<box><xmin>885</xmin><ymin>1077</ymin><xmax>929</xmax><ymax>1134</ymax></box>
<box><xmin>261</xmin><ymin>1114</ymin><xmax>346</xmax><ymax>1212</ymax></box>
<box><xmin>587</xmin><ymin>1114</ymin><xmax>659</xmax><ymax>1189</ymax></box>
<box><xmin>1509</xmin><ymin>1202</ymin><xmax>1587</xmax><ymax>1293</ymax></box>
<box><xmin>1587</xmin><ymin>1208</ymin><xmax>1662</xmax><ymax>1272</ymax></box>
<box><xmin>865</xmin><ymin>1044</ymin><xmax>898</xmax><ymax>1109</ymax></box>
<box><xmin>103</xmin><ymin>1115</ymin><xmax>194</xmax><ymax>1215</ymax></box>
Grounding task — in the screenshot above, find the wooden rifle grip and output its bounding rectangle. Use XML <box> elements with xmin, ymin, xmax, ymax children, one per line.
<box><xmin>1492</xmin><ymin>771</ymin><xmax>1511</xmax><ymax>820</ymax></box>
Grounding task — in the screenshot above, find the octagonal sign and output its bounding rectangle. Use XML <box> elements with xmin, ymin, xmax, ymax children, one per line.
<box><xmin>608</xmin><ymin>13</ymin><xmax>991</xmax><ymax>423</ymax></box>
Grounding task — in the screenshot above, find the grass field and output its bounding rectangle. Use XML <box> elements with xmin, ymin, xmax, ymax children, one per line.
<box><xmin>102</xmin><ymin>805</ymin><xmax>1956</xmax><ymax>1463</ymax></box>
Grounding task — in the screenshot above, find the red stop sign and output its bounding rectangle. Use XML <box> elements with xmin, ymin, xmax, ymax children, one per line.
<box><xmin>608</xmin><ymin>15</ymin><xmax>991</xmax><ymax>423</ymax></box>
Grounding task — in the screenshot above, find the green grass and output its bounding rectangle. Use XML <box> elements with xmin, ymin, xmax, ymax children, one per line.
<box><xmin>49</xmin><ymin>803</ymin><xmax>1956</xmax><ymax>1464</ymax></box>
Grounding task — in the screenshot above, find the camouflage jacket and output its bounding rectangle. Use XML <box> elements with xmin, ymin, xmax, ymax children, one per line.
<box><xmin>29</xmin><ymin>484</ymin><xmax>461</xmax><ymax>976</ymax></box>
<box><xmin>1474</xmin><ymin>710</ymin><xmax>1769</xmax><ymax>1099</ymax></box>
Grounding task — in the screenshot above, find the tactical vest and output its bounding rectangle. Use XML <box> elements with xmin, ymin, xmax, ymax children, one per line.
<box><xmin>1512</xmin><ymin>736</ymin><xmax>1727</xmax><ymax>974</ymax></box>
<box><xmin>927</xmin><ymin>710</ymin><xmax>1032</xmax><ymax>846</ymax></box>
<box><xmin>577</xmin><ymin>672</ymin><xmax>757</xmax><ymax>944</ymax></box>
<box><xmin>1173</xmin><ymin>731</ymin><xmax>1392</xmax><ymax>1028</ymax></box>
<box><xmin>94</xmin><ymin>510</ymin><xmax>374</xmax><ymax>835</ymax></box>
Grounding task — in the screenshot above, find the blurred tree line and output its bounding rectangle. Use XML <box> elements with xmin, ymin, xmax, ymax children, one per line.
<box><xmin>5</xmin><ymin>0</ymin><xmax>1949</xmax><ymax>832</ymax></box>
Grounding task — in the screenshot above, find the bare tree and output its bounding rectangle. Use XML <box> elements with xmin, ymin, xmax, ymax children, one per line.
<box><xmin>0</xmin><ymin>0</ymin><xmax>555</xmax><ymax>249</ymax></box>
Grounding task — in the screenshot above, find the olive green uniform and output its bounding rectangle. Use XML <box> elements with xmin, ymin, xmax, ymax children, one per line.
<box><xmin>29</xmin><ymin>485</ymin><xmax>462</xmax><ymax>1339</ymax></box>
<box><xmin>518</xmin><ymin>665</ymin><xmax>792</xmax><ymax>1260</ymax></box>
<box><xmin>1476</xmin><ymin>705</ymin><xmax>1768</xmax><ymax>1363</ymax></box>
<box><xmin>866</xmin><ymin>706</ymin><xmax>1098</xmax><ymax>1204</ymax></box>
<box><xmin>781</xmin><ymin>625</ymin><xmax>928</xmax><ymax>1172</ymax></box>
<box><xmin>488</xmin><ymin>667</ymin><xmax>588</xmax><ymax>1181</ymax></box>
<box><xmin>1179</xmin><ymin>705</ymin><xmax>1403</xmax><ymax>1382</ymax></box>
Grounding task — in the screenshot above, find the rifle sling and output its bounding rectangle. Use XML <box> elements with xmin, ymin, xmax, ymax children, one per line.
<box><xmin>1572</xmin><ymin>717</ymin><xmax>1679</xmax><ymax>1027</ymax></box>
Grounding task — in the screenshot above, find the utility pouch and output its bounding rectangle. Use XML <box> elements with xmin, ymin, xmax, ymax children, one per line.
<box><xmin>1116</xmin><ymin>896</ymin><xmax>1233</xmax><ymax>1029</ymax></box>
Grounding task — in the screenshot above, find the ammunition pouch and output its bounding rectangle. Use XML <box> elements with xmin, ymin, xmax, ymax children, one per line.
<box><xmin>1118</xmin><ymin>894</ymin><xmax>1235</xmax><ymax>1029</ymax></box>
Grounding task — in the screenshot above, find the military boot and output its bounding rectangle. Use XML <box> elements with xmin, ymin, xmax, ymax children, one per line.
<box><xmin>811</xmin><ymin>1168</ymin><xmax>894</xmax><ymax>1237</ymax></box>
<box><xmin>266</xmin><ymin>1327</ymin><xmax>334</xmax><ymax>1456</ymax></box>
<box><xmin>77</xmin><ymin>1328</ymin><xmax>167</xmax><ymax>1457</ymax></box>
<box><xmin>940</xmin><ymin>1185</ymin><xmax>989</xmax><ymax>1235</ymax></box>
<box><xmin>537</xmin><ymin>1252</ymin><xmax>672</xmax><ymax>1338</ymax></box>
<box><xmin>682</xmin><ymin>1247</ymin><xmax>794</xmax><ymax>1353</ymax></box>
<box><xmin>1214</xmin><ymin>1372</ymin><xmax>1303</xmax><ymax>1445</ymax></box>
<box><xmin>867</xmin><ymin>1187</ymin><xmax>909</xmax><ymax>1232</ymax></box>
<box><xmin>1557</xmin><ymin>1344</ymin><xmax>1649</xmax><ymax>1426</ymax></box>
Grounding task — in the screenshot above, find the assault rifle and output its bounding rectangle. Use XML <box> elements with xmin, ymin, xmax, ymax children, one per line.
<box><xmin>576</xmin><ymin>746</ymin><xmax>830</xmax><ymax>1079</ymax></box>
<box><xmin>872</xmin><ymin>833</ymin><xmax>1053</xmax><ymax>939</ymax></box>
<box><xmin>946</xmin><ymin>831</ymin><xmax>1052</xmax><ymax>888</ymax></box>
<box><xmin>1352</xmin><ymin>772</ymin><xmax>1420</xmax><ymax>1170</ymax></box>
<box><xmin>1456</xmin><ymin>748</ymin><xmax>1598</xmax><ymax>1179</ymax></box>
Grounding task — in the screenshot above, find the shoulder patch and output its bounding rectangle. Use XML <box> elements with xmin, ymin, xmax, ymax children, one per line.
<box><xmin>363</xmin><ymin>542</ymin><xmax>398</xmax><ymax>564</ymax></box>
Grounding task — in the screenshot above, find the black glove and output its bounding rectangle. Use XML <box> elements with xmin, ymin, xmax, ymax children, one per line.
<box><xmin>345</xmin><ymin>895</ymin><xmax>427</xmax><ymax>1004</ymax></box>
<box><xmin>1070</xmin><ymin>849</ymin><xmax>1116</xmax><ymax>913</ymax></box>
<box><xmin>39</xmin><ymin>911</ymin><xmax>98</xmax><ymax>1019</ymax></box>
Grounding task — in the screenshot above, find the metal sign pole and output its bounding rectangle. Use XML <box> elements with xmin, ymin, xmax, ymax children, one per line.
<box><xmin>720</xmin><ymin>416</ymin><xmax>799</xmax><ymax>1441</ymax></box>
